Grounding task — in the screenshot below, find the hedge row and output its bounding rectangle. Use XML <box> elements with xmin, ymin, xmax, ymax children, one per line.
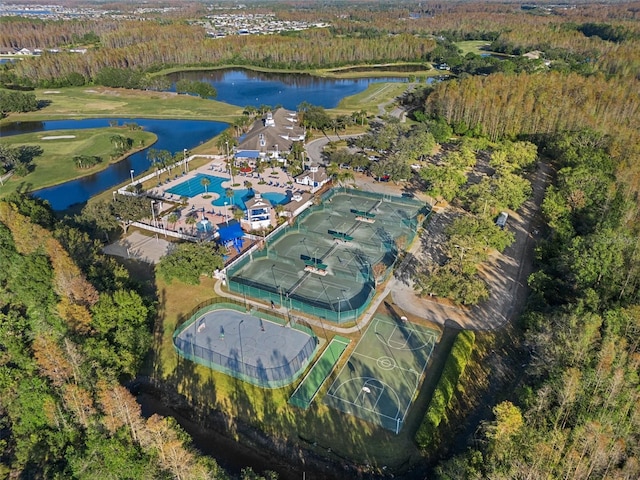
<box><xmin>415</xmin><ymin>330</ymin><xmax>476</xmax><ymax>449</ymax></box>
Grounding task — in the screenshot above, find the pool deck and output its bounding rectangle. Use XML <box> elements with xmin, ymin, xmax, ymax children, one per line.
<box><xmin>147</xmin><ymin>157</ymin><xmax>311</xmax><ymax>234</ymax></box>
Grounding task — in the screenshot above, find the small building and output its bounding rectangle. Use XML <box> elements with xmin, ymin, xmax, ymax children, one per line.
<box><xmin>242</xmin><ymin>193</ymin><xmax>274</xmax><ymax>231</ymax></box>
<box><xmin>294</xmin><ymin>164</ymin><xmax>329</xmax><ymax>192</ymax></box>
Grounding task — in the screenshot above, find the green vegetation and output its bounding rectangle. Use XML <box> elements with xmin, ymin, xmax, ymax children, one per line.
<box><xmin>0</xmin><ymin>89</ymin><xmax>38</xmax><ymax>114</ymax></box>
<box><xmin>0</xmin><ymin>86</ymin><xmax>243</xmax><ymax>124</ymax></box>
<box><xmin>0</xmin><ymin>127</ymin><xmax>155</xmax><ymax>196</ymax></box>
<box><xmin>156</xmin><ymin>242</ymin><xmax>225</xmax><ymax>285</ymax></box>
<box><xmin>1</xmin><ymin>2</ymin><xmax>640</xmax><ymax>479</ymax></box>
<box><xmin>415</xmin><ymin>330</ymin><xmax>475</xmax><ymax>448</ymax></box>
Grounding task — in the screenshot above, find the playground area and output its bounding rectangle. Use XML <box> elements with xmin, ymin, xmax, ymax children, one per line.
<box><xmin>227</xmin><ymin>189</ymin><xmax>425</xmax><ymax>322</ymax></box>
<box><xmin>323</xmin><ymin>315</ymin><xmax>439</xmax><ymax>433</ymax></box>
<box><xmin>173</xmin><ymin>304</ymin><xmax>318</xmax><ymax>388</ymax></box>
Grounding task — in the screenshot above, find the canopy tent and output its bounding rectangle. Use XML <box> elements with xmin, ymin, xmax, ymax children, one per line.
<box><xmin>218</xmin><ymin>222</ymin><xmax>244</xmax><ymax>243</ymax></box>
<box><xmin>218</xmin><ymin>222</ymin><xmax>245</xmax><ymax>254</ymax></box>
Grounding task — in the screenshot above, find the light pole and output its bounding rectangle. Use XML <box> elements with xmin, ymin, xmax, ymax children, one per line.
<box><xmin>226</xmin><ymin>141</ymin><xmax>235</xmax><ymax>186</ymax></box>
<box><xmin>278</xmin><ymin>285</ymin><xmax>283</xmax><ymax>308</ymax></box>
<box><xmin>238</xmin><ymin>319</ymin><xmax>245</xmax><ymax>374</ymax></box>
<box><xmin>151</xmin><ymin>201</ymin><xmax>157</xmax><ymax>228</ymax></box>
<box><xmin>130</xmin><ymin>169</ymin><xmax>134</xmax><ymax>184</ymax></box>
<box><xmin>224</xmin><ymin>201</ymin><xmax>229</xmax><ymax>225</ymax></box>
<box><xmin>453</xmin><ymin>244</ymin><xmax>468</xmax><ymax>272</ymax></box>
<box><xmin>183</xmin><ymin>148</ymin><xmax>188</xmax><ymax>173</ymax></box>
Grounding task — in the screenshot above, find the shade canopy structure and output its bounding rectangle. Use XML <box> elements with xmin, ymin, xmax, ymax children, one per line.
<box><xmin>218</xmin><ymin>222</ymin><xmax>244</xmax><ymax>244</ymax></box>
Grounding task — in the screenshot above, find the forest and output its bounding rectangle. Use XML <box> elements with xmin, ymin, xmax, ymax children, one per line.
<box><xmin>1</xmin><ymin>1</ymin><xmax>639</xmax><ymax>479</ymax></box>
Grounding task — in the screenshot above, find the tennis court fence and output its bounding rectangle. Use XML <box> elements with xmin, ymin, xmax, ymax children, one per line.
<box><xmin>173</xmin><ymin>299</ymin><xmax>320</xmax><ymax>388</ymax></box>
<box><xmin>174</xmin><ymin>333</ymin><xmax>318</xmax><ymax>388</ymax></box>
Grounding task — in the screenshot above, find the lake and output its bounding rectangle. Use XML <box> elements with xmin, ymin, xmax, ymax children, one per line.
<box><xmin>166</xmin><ymin>68</ymin><xmax>409</xmax><ymax>109</ymax></box>
<box><xmin>2</xmin><ymin>69</ymin><xmax>410</xmax><ymax>209</ymax></box>
<box><xmin>3</xmin><ymin>118</ymin><xmax>227</xmax><ymax>210</ymax></box>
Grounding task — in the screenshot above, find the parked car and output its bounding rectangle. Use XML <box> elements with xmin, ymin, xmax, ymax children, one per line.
<box><xmin>496</xmin><ymin>211</ymin><xmax>509</xmax><ymax>229</ymax></box>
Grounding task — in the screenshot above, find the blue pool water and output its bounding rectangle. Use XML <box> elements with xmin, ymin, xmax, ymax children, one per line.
<box><xmin>212</xmin><ymin>189</ymin><xmax>289</xmax><ymax>211</ymax></box>
<box><xmin>166</xmin><ymin>173</ymin><xmax>227</xmax><ymax>198</ymax></box>
<box><xmin>167</xmin><ymin>174</ymin><xmax>289</xmax><ymax>210</ymax></box>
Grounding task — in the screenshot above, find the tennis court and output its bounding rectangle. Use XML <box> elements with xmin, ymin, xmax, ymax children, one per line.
<box><xmin>173</xmin><ymin>306</ymin><xmax>318</xmax><ymax>388</ymax></box>
<box><xmin>323</xmin><ymin>316</ymin><xmax>439</xmax><ymax>433</ymax></box>
<box><xmin>227</xmin><ymin>189</ymin><xmax>425</xmax><ymax>322</ymax></box>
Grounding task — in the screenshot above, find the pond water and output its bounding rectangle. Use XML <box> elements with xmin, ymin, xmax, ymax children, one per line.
<box><xmin>2</xmin><ymin>69</ymin><xmax>411</xmax><ymax>210</ymax></box>
<box><xmin>2</xmin><ymin>118</ymin><xmax>227</xmax><ymax>210</ymax></box>
<box><xmin>166</xmin><ymin>68</ymin><xmax>408</xmax><ymax>109</ymax></box>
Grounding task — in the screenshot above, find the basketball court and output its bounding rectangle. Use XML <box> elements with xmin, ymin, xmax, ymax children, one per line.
<box><xmin>323</xmin><ymin>315</ymin><xmax>439</xmax><ymax>433</ymax></box>
<box><xmin>173</xmin><ymin>306</ymin><xmax>318</xmax><ymax>388</ymax></box>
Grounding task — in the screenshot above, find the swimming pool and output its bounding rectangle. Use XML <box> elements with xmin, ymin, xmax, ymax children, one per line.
<box><xmin>167</xmin><ymin>174</ymin><xmax>289</xmax><ymax>210</ymax></box>
<box><xmin>166</xmin><ymin>173</ymin><xmax>226</xmax><ymax>198</ymax></box>
<box><xmin>212</xmin><ymin>190</ymin><xmax>289</xmax><ymax>210</ymax></box>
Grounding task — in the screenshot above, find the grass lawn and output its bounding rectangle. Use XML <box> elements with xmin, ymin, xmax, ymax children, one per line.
<box><xmin>456</xmin><ymin>40</ymin><xmax>493</xmax><ymax>56</ymax></box>
<box><xmin>0</xmin><ymin>86</ymin><xmax>244</xmax><ymax>125</ymax></box>
<box><xmin>149</xmin><ymin>273</ymin><xmax>445</xmax><ymax>471</ymax></box>
<box><xmin>334</xmin><ymin>82</ymin><xmax>412</xmax><ymax>116</ymax></box>
<box><xmin>0</xmin><ymin>127</ymin><xmax>156</xmax><ymax>197</ymax></box>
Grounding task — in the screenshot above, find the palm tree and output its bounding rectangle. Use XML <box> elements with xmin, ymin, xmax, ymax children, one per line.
<box><xmin>244</xmin><ymin>180</ymin><xmax>253</xmax><ymax>192</ymax></box>
<box><xmin>185</xmin><ymin>215</ymin><xmax>197</xmax><ymax>234</ymax></box>
<box><xmin>274</xmin><ymin>204</ymin><xmax>285</xmax><ymax>219</ymax></box>
<box><xmin>335</xmin><ymin>170</ymin><xmax>355</xmax><ymax>188</ymax></box>
<box><xmin>201</xmin><ymin>177</ymin><xmax>211</xmax><ymax>194</ymax></box>
<box><xmin>255</xmin><ymin>159</ymin><xmax>266</xmax><ymax>179</ymax></box>
<box><xmin>167</xmin><ymin>212</ymin><xmax>179</xmax><ymax>229</ymax></box>
<box><xmin>233</xmin><ymin>207</ymin><xmax>245</xmax><ymax>222</ymax></box>
<box><xmin>326</xmin><ymin>162</ymin><xmax>340</xmax><ymax>179</ymax></box>
<box><xmin>225</xmin><ymin>188</ymin><xmax>235</xmax><ymax>206</ymax></box>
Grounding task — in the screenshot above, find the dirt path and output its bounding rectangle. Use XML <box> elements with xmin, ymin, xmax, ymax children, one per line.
<box><xmin>390</xmin><ymin>161</ymin><xmax>552</xmax><ymax>330</ymax></box>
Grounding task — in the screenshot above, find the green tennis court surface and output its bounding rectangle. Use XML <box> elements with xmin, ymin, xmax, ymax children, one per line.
<box><xmin>227</xmin><ymin>189</ymin><xmax>425</xmax><ymax>323</ymax></box>
<box><xmin>323</xmin><ymin>316</ymin><xmax>439</xmax><ymax>433</ymax></box>
<box><xmin>289</xmin><ymin>336</ymin><xmax>351</xmax><ymax>409</ymax></box>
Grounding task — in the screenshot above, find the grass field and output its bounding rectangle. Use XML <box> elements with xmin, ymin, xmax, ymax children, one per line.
<box><xmin>0</xmin><ymin>127</ymin><xmax>156</xmax><ymax>196</ymax></box>
<box><xmin>456</xmin><ymin>40</ymin><xmax>493</xmax><ymax>56</ymax></box>
<box><xmin>334</xmin><ymin>82</ymin><xmax>411</xmax><ymax>116</ymax></box>
<box><xmin>148</xmin><ymin>270</ymin><xmax>448</xmax><ymax>470</ymax></box>
<box><xmin>0</xmin><ymin>86</ymin><xmax>244</xmax><ymax>125</ymax></box>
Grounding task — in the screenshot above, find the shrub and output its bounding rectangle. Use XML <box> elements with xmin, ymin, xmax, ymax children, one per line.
<box><xmin>415</xmin><ymin>330</ymin><xmax>475</xmax><ymax>449</ymax></box>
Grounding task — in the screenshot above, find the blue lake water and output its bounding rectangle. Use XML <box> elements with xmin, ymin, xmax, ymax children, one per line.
<box><xmin>3</xmin><ymin>118</ymin><xmax>227</xmax><ymax>210</ymax></box>
<box><xmin>166</xmin><ymin>69</ymin><xmax>409</xmax><ymax>109</ymax></box>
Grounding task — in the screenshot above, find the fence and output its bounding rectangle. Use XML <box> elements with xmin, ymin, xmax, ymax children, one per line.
<box><xmin>225</xmin><ymin>188</ymin><xmax>425</xmax><ymax>323</ymax></box>
<box><xmin>174</xmin><ymin>333</ymin><xmax>317</xmax><ymax>389</ymax></box>
<box><xmin>227</xmin><ymin>280</ymin><xmax>376</xmax><ymax>324</ymax></box>
<box><xmin>172</xmin><ymin>298</ymin><xmax>320</xmax><ymax>388</ymax></box>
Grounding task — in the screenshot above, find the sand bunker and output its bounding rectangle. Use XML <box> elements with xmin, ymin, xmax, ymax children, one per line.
<box><xmin>41</xmin><ymin>135</ymin><xmax>76</xmax><ymax>140</ymax></box>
